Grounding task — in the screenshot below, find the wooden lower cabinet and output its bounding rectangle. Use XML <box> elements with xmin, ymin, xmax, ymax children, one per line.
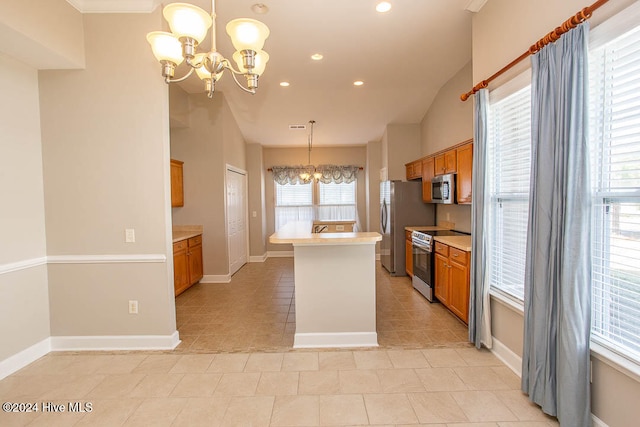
<box><xmin>434</xmin><ymin>241</ymin><xmax>470</xmax><ymax>324</ymax></box>
<box><xmin>405</xmin><ymin>230</ymin><xmax>413</xmax><ymax>277</ymax></box>
<box><xmin>173</xmin><ymin>234</ymin><xmax>203</xmax><ymax>296</ymax></box>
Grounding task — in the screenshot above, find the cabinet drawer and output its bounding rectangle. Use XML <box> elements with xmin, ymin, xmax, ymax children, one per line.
<box><xmin>449</xmin><ymin>247</ymin><xmax>468</xmax><ymax>265</ymax></box>
<box><xmin>434</xmin><ymin>241</ymin><xmax>449</xmax><ymax>256</ymax></box>
<box><xmin>173</xmin><ymin>240</ymin><xmax>187</xmax><ymax>252</ymax></box>
<box><xmin>188</xmin><ymin>235</ymin><xmax>202</xmax><ymax>246</ymax></box>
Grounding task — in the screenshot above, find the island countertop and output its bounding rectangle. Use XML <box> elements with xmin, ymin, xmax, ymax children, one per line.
<box><xmin>270</xmin><ymin>221</ymin><xmax>381</xmax><ymax>245</ymax></box>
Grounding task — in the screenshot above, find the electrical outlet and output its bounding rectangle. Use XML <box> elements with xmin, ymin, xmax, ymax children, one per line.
<box><xmin>129</xmin><ymin>300</ymin><xmax>138</xmax><ymax>314</ymax></box>
<box><xmin>336</xmin><ymin>225</ymin><xmax>345</xmax><ymax>231</ymax></box>
<box><xmin>125</xmin><ymin>228</ymin><xmax>135</xmax><ymax>243</ymax></box>
<box><xmin>252</xmin><ymin>211</ymin><xmax>257</xmax><ymax>218</ymax></box>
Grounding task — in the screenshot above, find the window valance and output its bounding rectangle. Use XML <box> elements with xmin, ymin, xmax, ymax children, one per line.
<box><xmin>271</xmin><ymin>164</ymin><xmax>360</xmax><ymax>185</ymax></box>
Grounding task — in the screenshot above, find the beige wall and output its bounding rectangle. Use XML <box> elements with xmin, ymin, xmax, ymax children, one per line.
<box><xmin>474</xmin><ymin>1</ymin><xmax>640</xmax><ymax>426</ymax></box>
<box><xmin>246</xmin><ymin>144</ymin><xmax>267</xmax><ymax>258</ymax></box>
<box><xmin>419</xmin><ymin>61</ymin><xmax>474</xmax><ymax>232</ymax></box>
<box><xmin>263</xmin><ymin>146</ymin><xmax>368</xmax><ymax>252</ymax></box>
<box><xmin>366</xmin><ymin>141</ymin><xmax>382</xmax><ymax>241</ymax></box>
<box><xmin>39</xmin><ymin>11</ymin><xmax>176</xmax><ymax>337</ymax></box>
<box><xmin>383</xmin><ymin>124</ymin><xmax>421</xmax><ymax>181</ymax></box>
<box><xmin>171</xmin><ymin>92</ymin><xmax>247</xmax><ymax>276</ymax></box>
<box><xmin>0</xmin><ymin>0</ymin><xmax>84</xmax><ymax>69</ymax></box>
<box><xmin>0</xmin><ymin>54</ymin><xmax>51</xmax><ymax>360</ymax></box>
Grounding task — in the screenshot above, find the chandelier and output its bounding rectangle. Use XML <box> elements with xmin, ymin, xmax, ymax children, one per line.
<box><xmin>300</xmin><ymin>120</ymin><xmax>322</xmax><ymax>182</ymax></box>
<box><xmin>146</xmin><ymin>1</ymin><xmax>270</xmax><ymax>98</ymax></box>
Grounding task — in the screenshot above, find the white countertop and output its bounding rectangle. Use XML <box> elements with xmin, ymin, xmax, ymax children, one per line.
<box><xmin>270</xmin><ymin>221</ymin><xmax>381</xmax><ymax>245</ymax></box>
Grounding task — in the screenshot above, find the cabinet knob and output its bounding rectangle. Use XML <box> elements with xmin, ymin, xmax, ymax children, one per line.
<box><xmin>453</xmin><ymin>253</ymin><xmax>458</xmax><ymax>257</ymax></box>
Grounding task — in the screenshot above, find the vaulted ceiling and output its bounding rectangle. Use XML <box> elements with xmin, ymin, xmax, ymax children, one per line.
<box><xmin>76</xmin><ymin>0</ymin><xmax>476</xmax><ymax>146</ymax></box>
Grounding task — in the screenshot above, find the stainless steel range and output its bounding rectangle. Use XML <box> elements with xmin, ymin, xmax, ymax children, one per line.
<box><xmin>411</xmin><ymin>229</ymin><xmax>467</xmax><ymax>302</ymax></box>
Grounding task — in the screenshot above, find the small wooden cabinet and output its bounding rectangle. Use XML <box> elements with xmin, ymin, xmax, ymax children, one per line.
<box><xmin>405</xmin><ymin>160</ymin><xmax>423</xmax><ymax>181</ymax></box>
<box><xmin>405</xmin><ymin>230</ymin><xmax>413</xmax><ymax>277</ymax></box>
<box><xmin>421</xmin><ymin>157</ymin><xmax>435</xmax><ymax>202</ymax></box>
<box><xmin>456</xmin><ymin>143</ymin><xmax>473</xmax><ymax>204</ymax></box>
<box><xmin>434</xmin><ymin>240</ymin><xmax>470</xmax><ymax>324</ymax></box>
<box><xmin>173</xmin><ymin>234</ymin><xmax>203</xmax><ymax>296</ymax></box>
<box><xmin>435</xmin><ymin>150</ymin><xmax>457</xmax><ymax>176</ymax></box>
<box><xmin>170</xmin><ymin>159</ymin><xmax>184</xmax><ymax>207</ymax></box>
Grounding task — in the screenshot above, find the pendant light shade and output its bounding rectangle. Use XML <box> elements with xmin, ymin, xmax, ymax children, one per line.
<box><xmin>226</xmin><ymin>18</ymin><xmax>270</xmax><ymax>52</ymax></box>
<box><xmin>146</xmin><ymin>31</ymin><xmax>184</xmax><ymax>65</ymax></box>
<box><xmin>163</xmin><ymin>3</ymin><xmax>213</xmax><ymax>44</ymax></box>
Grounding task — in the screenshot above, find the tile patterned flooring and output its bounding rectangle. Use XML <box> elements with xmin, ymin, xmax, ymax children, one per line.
<box><xmin>0</xmin><ymin>259</ymin><xmax>558</xmax><ymax>426</ymax></box>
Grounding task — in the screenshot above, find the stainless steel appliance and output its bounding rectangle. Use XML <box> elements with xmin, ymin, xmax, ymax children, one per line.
<box><xmin>411</xmin><ymin>229</ymin><xmax>468</xmax><ymax>301</ymax></box>
<box><xmin>380</xmin><ymin>181</ymin><xmax>435</xmax><ymax>276</ymax></box>
<box><xmin>431</xmin><ymin>173</ymin><xmax>456</xmax><ymax>204</ymax></box>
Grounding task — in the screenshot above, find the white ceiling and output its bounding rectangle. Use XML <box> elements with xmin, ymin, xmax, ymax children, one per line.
<box><xmin>76</xmin><ymin>0</ymin><xmax>475</xmax><ymax>147</ymax></box>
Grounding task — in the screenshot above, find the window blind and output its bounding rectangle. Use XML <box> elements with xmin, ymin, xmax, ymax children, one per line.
<box><xmin>487</xmin><ymin>85</ymin><xmax>532</xmax><ymax>301</ymax></box>
<box><xmin>589</xmin><ymin>22</ymin><xmax>640</xmax><ymax>361</ymax></box>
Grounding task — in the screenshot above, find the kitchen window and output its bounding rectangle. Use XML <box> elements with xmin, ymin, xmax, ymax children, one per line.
<box><xmin>274</xmin><ymin>180</ymin><xmax>357</xmax><ymax>231</ymax></box>
<box><xmin>588</xmin><ymin>13</ymin><xmax>640</xmax><ymax>362</ymax></box>
<box><xmin>486</xmin><ymin>74</ymin><xmax>532</xmax><ymax>302</ymax></box>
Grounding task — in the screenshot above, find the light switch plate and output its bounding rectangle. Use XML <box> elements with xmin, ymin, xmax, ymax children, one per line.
<box><xmin>125</xmin><ymin>228</ymin><xmax>135</xmax><ymax>243</ymax></box>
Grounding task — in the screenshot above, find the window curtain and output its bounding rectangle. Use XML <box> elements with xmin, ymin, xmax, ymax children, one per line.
<box><xmin>272</xmin><ymin>165</ymin><xmax>359</xmax><ymax>185</ymax></box>
<box><xmin>521</xmin><ymin>22</ymin><xmax>591</xmax><ymax>426</ymax></box>
<box><xmin>469</xmin><ymin>88</ymin><xmax>492</xmax><ymax>349</ymax></box>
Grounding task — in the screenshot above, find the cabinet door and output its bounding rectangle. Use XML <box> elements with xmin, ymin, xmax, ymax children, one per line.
<box><xmin>434</xmin><ymin>253</ymin><xmax>449</xmax><ymax>305</ymax></box>
<box><xmin>405</xmin><ymin>163</ymin><xmax>414</xmax><ymax>181</ymax></box>
<box><xmin>170</xmin><ymin>159</ymin><xmax>184</xmax><ymax>207</ymax></box>
<box><xmin>405</xmin><ymin>238</ymin><xmax>413</xmax><ymax>277</ymax></box>
<box><xmin>456</xmin><ymin>143</ymin><xmax>473</xmax><ymax>204</ymax></box>
<box><xmin>173</xmin><ymin>242</ymin><xmax>189</xmax><ymax>296</ymax></box>
<box><xmin>434</xmin><ymin>155</ymin><xmax>445</xmax><ymax>176</ymax></box>
<box><xmin>188</xmin><ymin>244</ymin><xmax>203</xmax><ymax>285</ymax></box>
<box><xmin>422</xmin><ymin>157</ymin><xmax>435</xmax><ymax>202</ymax></box>
<box><xmin>449</xmin><ymin>260</ymin><xmax>469</xmax><ymax>324</ymax></box>
<box><xmin>444</xmin><ymin>150</ymin><xmax>457</xmax><ymax>174</ymax></box>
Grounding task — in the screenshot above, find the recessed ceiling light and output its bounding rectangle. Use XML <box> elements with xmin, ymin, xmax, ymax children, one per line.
<box><xmin>376</xmin><ymin>2</ymin><xmax>392</xmax><ymax>13</ymax></box>
<box><xmin>251</xmin><ymin>3</ymin><xmax>269</xmax><ymax>14</ymax></box>
<box><xmin>353</xmin><ymin>81</ymin><xmax>364</xmax><ymax>86</ymax></box>
<box><xmin>280</xmin><ymin>81</ymin><xmax>290</xmax><ymax>87</ymax></box>
<box><xmin>311</xmin><ymin>53</ymin><xmax>323</xmax><ymax>61</ymax></box>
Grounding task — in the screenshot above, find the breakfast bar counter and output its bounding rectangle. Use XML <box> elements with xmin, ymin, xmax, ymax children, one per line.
<box><xmin>269</xmin><ymin>221</ymin><xmax>382</xmax><ymax>348</ymax></box>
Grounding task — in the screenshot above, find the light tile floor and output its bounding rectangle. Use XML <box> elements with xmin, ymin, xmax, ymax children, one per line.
<box><xmin>0</xmin><ymin>259</ymin><xmax>559</xmax><ymax>426</ymax></box>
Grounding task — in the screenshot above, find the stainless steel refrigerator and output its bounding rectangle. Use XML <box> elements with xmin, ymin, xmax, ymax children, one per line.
<box><xmin>380</xmin><ymin>180</ymin><xmax>435</xmax><ymax>276</ymax></box>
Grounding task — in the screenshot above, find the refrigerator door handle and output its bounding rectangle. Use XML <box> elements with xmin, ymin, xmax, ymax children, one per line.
<box><xmin>381</xmin><ymin>200</ymin><xmax>388</xmax><ymax>233</ymax></box>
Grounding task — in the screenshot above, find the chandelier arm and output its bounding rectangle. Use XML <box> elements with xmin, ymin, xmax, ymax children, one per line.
<box><xmin>165</xmin><ymin>67</ymin><xmax>195</xmax><ymax>84</ymax></box>
<box><xmin>229</xmin><ymin>70</ymin><xmax>257</xmax><ymax>94</ymax></box>
<box><xmin>222</xmin><ymin>59</ymin><xmax>246</xmax><ymax>76</ymax></box>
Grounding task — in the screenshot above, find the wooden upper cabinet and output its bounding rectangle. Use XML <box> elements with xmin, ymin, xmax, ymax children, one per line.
<box><xmin>422</xmin><ymin>157</ymin><xmax>435</xmax><ymax>202</ymax></box>
<box><xmin>170</xmin><ymin>159</ymin><xmax>184</xmax><ymax>207</ymax></box>
<box><xmin>456</xmin><ymin>143</ymin><xmax>473</xmax><ymax>204</ymax></box>
<box><xmin>405</xmin><ymin>159</ymin><xmax>423</xmax><ymax>181</ymax></box>
<box><xmin>435</xmin><ymin>150</ymin><xmax>457</xmax><ymax>176</ymax></box>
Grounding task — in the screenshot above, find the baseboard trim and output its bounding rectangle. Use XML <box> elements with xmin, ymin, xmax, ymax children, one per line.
<box><xmin>0</xmin><ymin>338</ymin><xmax>51</xmax><ymax>380</ymax></box>
<box><xmin>293</xmin><ymin>332</ymin><xmax>378</xmax><ymax>349</ymax></box>
<box><xmin>267</xmin><ymin>251</ymin><xmax>294</xmax><ymax>258</ymax></box>
<box><xmin>47</xmin><ymin>254</ymin><xmax>167</xmax><ymax>264</ymax></box>
<box><xmin>200</xmin><ymin>275</ymin><xmax>231</xmax><ymax>283</ymax></box>
<box><xmin>249</xmin><ymin>254</ymin><xmax>268</xmax><ymax>263</ymax></box>
<box><xmin>0</xmin><ymin>257</ymin><xmax>47</xmax><ymax>275</ymax></box>
<box><xmin>490</xmin><ymin>336</ymin><xmax>522</xmax><ymax>377</ymax></box>
<box><xmin>592</xmin><ymin>414</ymin><xmax>609</xmax><ymax>427</ymax></box>
<box><xmin>50</xmin><ymin>331</ymin><xmax>180</xmax><ymax>351</ymax></box>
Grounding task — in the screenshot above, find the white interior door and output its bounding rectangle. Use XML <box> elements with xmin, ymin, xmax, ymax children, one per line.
<box><xmin>226</xmin><ymin>166</ymin><xmax>248</xmax><ymax>276</ymax></box>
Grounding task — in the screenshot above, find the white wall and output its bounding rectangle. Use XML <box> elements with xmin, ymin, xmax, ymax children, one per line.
<box><xmin>0</xmin><ymin>54</ymin><xmax>50</xmax><ymax>361</ymax></box>
<box><xmin>474</xmin><ymin>1</ymin><xmax>640</xmax><ymax>426</ymax></box>
<box><xmin>39</xmin><ymin>11</ymin><xmax>176</xmax><ymax>338</ymax></box>
<box><xmin>247</xmin><ymin>144</ymin><xmax>267</xmax><ymax>258</ymax></box>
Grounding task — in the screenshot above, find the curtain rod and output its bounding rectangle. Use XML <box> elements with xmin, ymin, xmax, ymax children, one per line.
<box><xmin>267</xmin><ymin>167</ymin><xmax>364</xmax><ymax>172</ymax></box>
<box><xmin>460</xmin><ymin>0</ymin><xmax>609</xmax><ymax>101</ymax></box>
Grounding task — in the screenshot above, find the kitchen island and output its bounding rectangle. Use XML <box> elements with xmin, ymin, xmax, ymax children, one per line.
<box><xmin>269</xmin><ymin>222</ymin><xmax>382</xmax><ymax>348</ymax></box>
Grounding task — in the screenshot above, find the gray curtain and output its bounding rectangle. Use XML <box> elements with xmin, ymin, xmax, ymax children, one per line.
<box><xmin>521</xmin><ymin>23</ymin><xmax>591</xmax><ymax>426</ymax></box>
<box><xmin>469</xmin><ymin>88</ymin><xmax>492</xmax><ymax>349</ymax></box>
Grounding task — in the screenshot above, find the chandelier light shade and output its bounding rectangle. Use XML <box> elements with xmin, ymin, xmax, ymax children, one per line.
<box><xmin>147</xmin><ymin>0</ymin><xmax>270</xmax><ymax>98</ymax></box>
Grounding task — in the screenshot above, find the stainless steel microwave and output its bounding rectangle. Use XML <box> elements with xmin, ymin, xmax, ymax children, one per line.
<box><xmin>431</xmin><ymin>173</ymin><xmax>455</xmax><ymax>204</ymax></box>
